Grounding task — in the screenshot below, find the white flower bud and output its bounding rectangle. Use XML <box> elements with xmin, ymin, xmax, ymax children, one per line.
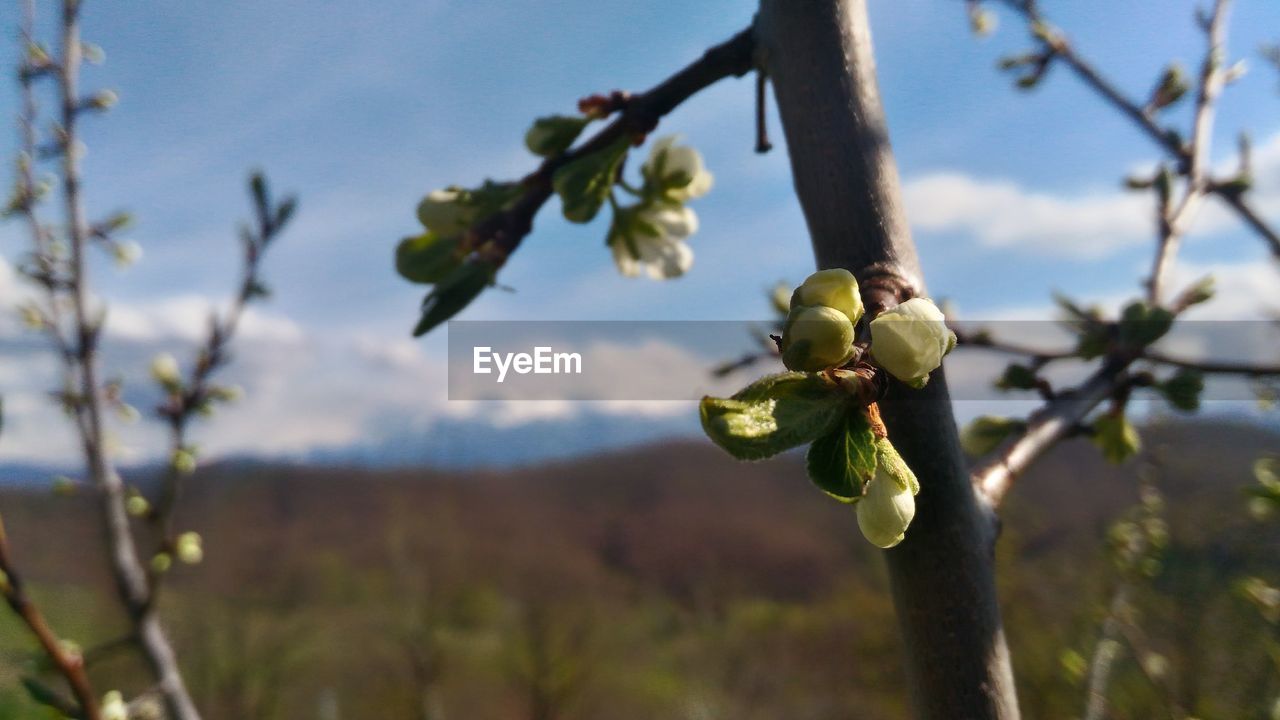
<box><xmin>857</xmin><ymin>464</ymin><xmax>916</xmax><ymax>549</ymax></box>
<box><xmin>112</xmin><ymin>240</ymin><xmax>142</xmax><ymax>267</ymax></box>
<box><xmin>416</xmin><ymin>188</ymin><xmax>471</xmax><ymax>237</ymax></box>
<box><xmin>869</xmin><ymin>298</ymin><xmax>956</xmax><ymax>387</ymax></box>
<box><xmin>175</xmin><ymin>532</ymin><xmax>203</xmax><ymax>565</ymax></box>
<box><xmin>101</xmin><ymin>691</ymin><xmax>128</xmax><ymax>720</ymax></box>
<box><xmin>791</xmin><ymin>268</ymin><xmax>864</xmax><ymax>325</ymax></box>
<box><xmin>149</xmin><ymin>353</ymin><xmax>181</xmax><ymax>389</ymax></box>
<box><xmin>781</xmin><ymin>305</ymin><xmax>855</xmax><ymax>372</ymax></box>
<box><xmin>855</xmin><ymin>439</ymin><xmax>920</xmax><ymax>548</ymax></box>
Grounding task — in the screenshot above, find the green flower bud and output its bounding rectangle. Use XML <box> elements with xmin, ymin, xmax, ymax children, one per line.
<box><xmin>416</xmin><ymin>188</ymin><xmax>471</xmax><ymax>237</ymax></box>
<box><xmin>856</xmin><ymin>440</ymin><xmax>919</xmax><ymax>549</ymax></box>
<box><xmin>869</xmin><ymin>298</ymin><xmax>956</xmax><ymax>387</ymax></box>
<box><xmin>175</xmin><ymin>532</ymin><xmax>203</xmax><ymax>565</ymax></box>
<box><xmin>790</xmin><ymin>268</ymin><xmax>864</xmax><ymax>325</ymax></box>
<box><xmin>171</xmin><ymin>448</ymin><xmax>197</xmax><ymax>476</ymax></box>
<box><xmin>150</xmin><ymin>553</ymin><xmax>172</xmax><ymax>574</ymax></box>
<box><xmin>781</xmin><ymin>305</ymin><xmax>855</xmax><ymax>373</ymax></box>
<box><xmin>126</xmin><ymin>494</ymin><xmax>149</xmax><ymax>518</ymax></box>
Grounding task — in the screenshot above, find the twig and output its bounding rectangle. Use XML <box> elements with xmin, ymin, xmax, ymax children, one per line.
<box><xmin>472</xmin><ymin>26</ymin><xmax>756</xmax><ymax>265</ymax></box>
<box><xmin>48</xmin><ymin>2</ymin><xmax>202</xmax><ymax>717</ymax></box>
<box><xmin>1082</xmin><ymin>584</ymin><xmax>1131</xmax><ymax>720</ymax></box>
<box><xmin>1002</xmin><ymin>0</ymin><xmax>1280</xmax><ymax>261</ymax></box>
<box><xmin>0</xmin><ymin>512</ymin><xmax>101</xmax><ymax>719</ymax></box>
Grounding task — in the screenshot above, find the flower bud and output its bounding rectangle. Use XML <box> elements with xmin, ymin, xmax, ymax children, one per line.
<box><xmin>781</xmin><ymin>305</ymin><xmax>855</xmax><ymax>373</ymax></box>
<box><xmin>175</xmin><ymin>532</ymin><xmax>203</xmax><ymax>565</ymax></box>
<box><xmin>102</xmin><ymin>691</ymin><xmax>128</xmax><ymax>720</ymax></box>
<box><xmin>112</xmin><ymin>240</ymin><xmax>142</xmax><ymax>267</ymax></box>
<box><xmin>856</xmin><ymin>440</ymin><xmax>919</xmax><ymax>549</ymax></box>
<box><xmin>150</xmin><ymin>553</ymin><xmax>172</xmax><ymax>574</ymax></box>
<box><xmin>149</xmin><ymin>353</ymin><xmax>181</xmax><ymax>390</ymax></box>
<box><xmin>126</xmin><ymin>493</ymin><xmax>149</xmax><ymax>518</ymax></box>
<box><xmin>868</xmin><ymin>298</ymin><xmax>956</xmax><ymax>387</ymax></box>
<box><xmin>790</xmin><ymin>268</ymin><xmax>864</xmax><ymax>325</ymax></box>
<box><xmin>416</xmin><ymin>188</ymin><xmax>471</xmax><ymax>237</ymax></box>
<box><xmin>171</xmin><ymin>448</ymin><xmax>197</xmax><ymax>475</ymax></box>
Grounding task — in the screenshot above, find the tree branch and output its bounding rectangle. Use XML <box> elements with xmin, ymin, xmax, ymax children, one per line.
<box><xmin>472</xmin><ymin>26</ymin><xmax>756</xmax><ymax>265</ymax></box>
<box><xmin>0</xmin><ymin>512</ymin><xmax>100</xmax><ymax>719</ymax></box>
<box><xmin>48</xmin><ymin>2</ymin><xmax>202</xmax><ymax>717</ymax></box>
<box><xmin>1001</xmin><ymin>0</ymin><xmax>1279</xmax><ymax>262</ymax></box>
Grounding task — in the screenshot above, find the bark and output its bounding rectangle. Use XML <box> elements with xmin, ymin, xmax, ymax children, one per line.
<box><xmin>755</xmin><ymin>1</ymin><xmax>1021</xmax><ymax>717</ymax></box>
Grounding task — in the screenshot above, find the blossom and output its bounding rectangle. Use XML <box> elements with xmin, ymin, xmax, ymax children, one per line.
<box><xmin>610</xmin><ymin>204</ymin><xmax>697</xmax><ymax>280</ymax></box>
<box><xmin>642</xmin><ymin>136</ymin><xmax>713</xmax><ymax>201</ymax></box>
<box><xmin>868</xmin><ymin>298</ymin><xmax>956</xmax><ymax>387</ymax></box>
<box><xmin>149</xmin><ymin>353</ymin><xmax>181</xmax><ymax>389</ymax></box>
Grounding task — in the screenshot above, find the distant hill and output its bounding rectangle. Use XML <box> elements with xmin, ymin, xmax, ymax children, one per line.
<box><xmin>0</xmin><ymin>417</ymin><xmax>1276</xmax><ymax>719</ymax></box>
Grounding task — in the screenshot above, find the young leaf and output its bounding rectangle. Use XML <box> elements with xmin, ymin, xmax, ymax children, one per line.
<box><xmin>1158</xmin><ymin>368</ymin><xmax>1204</xmax><ymax>412</ymax></box>
<box><xmin>700</xmin><ymin>372</ymin><xmax>850</xmax><ymax>461</ymax></box>
<box><xmin>413</xmin><ymin>262</ymin><xmax>492</xmax><ymax>337</ymax></box>
<box><xmin>552</xmin><ymin>137</ymin><xmax>630</xmax><ymax>223</ymax></box>
<box><xmin>396</xmin><ymin>232</ymin><xmax>461</xmax><ymax>284</ymax></box>
<box><xmin>806</xmin><ymin>410</ymin><xmax>878</xmax><ymax>502</ymax></box>
<box><xmin>1092</xmin><ymin>414</ymin><xmax>1141</xmax><ymax>464</ymax></box>
<box><xmin>1118</xmin><ymin>301</ymin><xmax>1174</xmax><ymax>349</ymax></box>
<box><xmin>525</xmin><ymin>115</ymin><xmax>590</xmax><ymax>157</ymax></box>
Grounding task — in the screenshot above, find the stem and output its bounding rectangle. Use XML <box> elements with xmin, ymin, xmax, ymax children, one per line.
<box><xmin>0</xmin><ymin>513</ymin><xmax>101</xmax><ymax>719</ymax></box>
<box><xmin>53</xmin><ymin>2</ymin><xmax>201</xmax><ymax>717</ymax></box>
<box><xmin>757</xmin><ymin>1</ymin><xmax>1020</xmax><ymax>717</ymax></box>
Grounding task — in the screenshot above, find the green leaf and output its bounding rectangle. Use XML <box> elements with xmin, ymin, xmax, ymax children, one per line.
<box><xmin>806</xmin><ymin>411</ymin><xmax>878</xmax><ymax>502</ymax></box>
<box><xmin>396</xmin><ymin>232</ymin><xmax>461</xmax><ymax>284</ymax></box>
<box><xmin>413</xmin><ymin>262</ymin><xmax>493</xmax><ymax>337</ymax></box>
<box><xmin>1092</xmin><ymin>414</ymin><xmax>1141</xmax><ymax>464</ymax></box>
<box><xmin>960</xmin><ymin>416</ymin><xmax>1025</xmax><ymax>457</ymax></box>
<box><xmin>20</xmin><ymin>677</ymin><xmax>73</xmax><ymax>715</ymax></box>
<box><xmin>1158</xmin><ymin>368</ymin><xmax>1204</xmax><ymax>412</ymax></box>
<box><xmin>1118</xmin><ymin>301</ymin><xmax>1174</xmax><ymax>349</ymax></box>
<box><xmin>552</xmin><ymin>137</ymin><xmax>630</xmax><ymax>223</ymax></box>
<box><xmin>996</xmin><ymin>363</ymin><xmax>1039</xmax><ymax>391</ymax></box>
<box><xmin>525</xmin><ymin>115</ymin><xmax>590</xmax><ymax>157</ymax></box>
<box><xmin>699</xmin><ymin>372</ymin><xmax>850</xmax><ymax>461</ymax></box>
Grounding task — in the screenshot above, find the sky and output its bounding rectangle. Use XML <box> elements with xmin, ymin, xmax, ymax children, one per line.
<box><xmin>0</xmin><ymin>0</ymin><xmax>1277</xmax><ymax>467</ymax></box>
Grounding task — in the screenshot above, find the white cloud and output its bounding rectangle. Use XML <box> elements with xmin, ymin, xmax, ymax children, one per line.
<box><xmin>904</xmin><ymin>130</ymin><xmax>1280</xmax><ymax>258</ymax></box>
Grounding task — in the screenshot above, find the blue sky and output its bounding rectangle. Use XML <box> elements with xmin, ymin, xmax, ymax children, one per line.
<box><xmin>0</xmin><ymin>0</ymin><xmax>1277</xmax><ymax>466</ymax></box>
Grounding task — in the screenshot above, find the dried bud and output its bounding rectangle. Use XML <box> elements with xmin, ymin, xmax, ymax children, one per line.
<box><xmin>781</xmin><ymin>305</ymin><xmax>856</xmax><ymax>373</ymax></box>
<box><xmin>868</xmin><ymin>298</ymin><xmax>956</xmax><ymax>388</ymax></box>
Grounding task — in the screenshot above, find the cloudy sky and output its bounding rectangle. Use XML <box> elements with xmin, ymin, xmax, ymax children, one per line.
<box><xmin>0</xmin><ymin>0</ymin><xmax>1277</xmax><ymax>467</ymax></box>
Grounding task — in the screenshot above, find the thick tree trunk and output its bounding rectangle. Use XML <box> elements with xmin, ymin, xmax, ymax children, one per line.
<box><xmin>755</xmin><ymin>2</ymin><xmax>1021</xmax><ymax>718</ymax></box>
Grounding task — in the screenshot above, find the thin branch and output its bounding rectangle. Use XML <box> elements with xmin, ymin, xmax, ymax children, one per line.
<box><xmin>147</xmin><ymin>174</ymin><xmax>292</xmax><ymax>602</ymax></box>
<box><xmin>472</xmin><ymin>26</ymin><xmax>756</xmax><ymax>265</ymax></box>
<box><xmin>1002</xmin><ymin>0</ymin><xmax>1280</xmax><ymax>261</ymax></box>
<box><xmin>49</xmin><ymin>2</ymin><xmax>202</xmax><ymax>717</ymax></box>
<box><xmin>0</xmin><ymin>512</ymin><xmax>101</xmax><ymax>719</ymax></box>
<box><xmin>973</xmin><ymin>359</ymin><xmax>1129</xmax><ymax>507</ymax></box>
